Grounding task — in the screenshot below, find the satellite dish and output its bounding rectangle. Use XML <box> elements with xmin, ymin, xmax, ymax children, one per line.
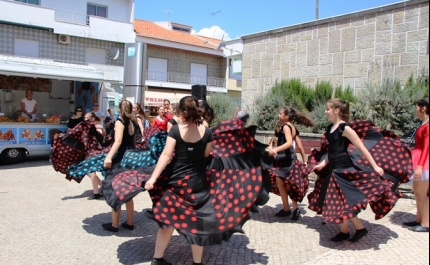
<box><xmin>216</xmin><ymin>35</ymin><xmax>225</xmax><ymax>51</ymax></box>
<box><xmin>108</xmin><ymin>48</ymin><xmax>120</xmax><ymax>60</ymax></box>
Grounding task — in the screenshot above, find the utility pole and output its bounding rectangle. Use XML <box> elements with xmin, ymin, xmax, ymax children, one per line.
<box><xmin>315</xmin><ymin>0</ymin><xmax>319</xmax><ymax>20</ymax></box>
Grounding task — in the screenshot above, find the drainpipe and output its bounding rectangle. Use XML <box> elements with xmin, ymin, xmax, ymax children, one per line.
<box><xmin>225</xmin><ymin>57</ymin><xmax>230</xmax><ymax>95</ymax></box>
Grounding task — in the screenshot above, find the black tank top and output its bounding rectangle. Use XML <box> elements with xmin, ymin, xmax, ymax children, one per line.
<box><xmin>275</xmin><ymin>123</ymin><xmax>297</xmax><ymax>158</ymax></box>
<box><xmin>326</xmin><ymin>123</ymin><xmax>354</xmax><ymax>169</ymax></box>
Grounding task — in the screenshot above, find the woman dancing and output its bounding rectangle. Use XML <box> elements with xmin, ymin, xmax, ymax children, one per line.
<box><xmin>308</xmin><ymin>98</ymin><xmax>412</xmax><ymax>242</ymax></box>
<box><xmin>267</xmin><ymin>106</ymin><xmax>314</xmax><ymax>220</ymax></box>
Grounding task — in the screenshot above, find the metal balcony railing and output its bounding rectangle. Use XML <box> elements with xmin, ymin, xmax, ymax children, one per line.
<box><xmin>55</xmin><ymin>9</ymin><xmax>88</xmax><ymax>25</ymax></box>
<box><xmin>147</xmin><ymin>71</ymin><xmax>226</xmax><ymax>87</ymax></box>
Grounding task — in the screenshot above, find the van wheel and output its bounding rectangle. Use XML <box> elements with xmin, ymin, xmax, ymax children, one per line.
<box><xmin>1</xmin><ymin>148</ymin><xmax>26</xmax><ymax>164</ymax></box>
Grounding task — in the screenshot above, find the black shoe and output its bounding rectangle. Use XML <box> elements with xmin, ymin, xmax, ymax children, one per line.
<box><xmin>402</xmin><ymin>221</ymin><xmax>421</xmax><ymax>227</ymax></box>
<box><xmin>121</xmin><ymin>222</ymin><xmax>134</xmax><ymax>230</ymax></box>
<box><xmin>291</xmin><ymin>208</ymin><xmax>301</xmax><ymax>221</ymax></box>
<box><xmin>145</xmin><ymin>209</ymin><xmax>155</xmax><ymax>218</ymax></box>
<box><xmin>151</xmin><ymin>258</ymin><xmax>172</xmax><ymax>265</ymax></box>
<box><xmin>275</xmin><ymin>209</ymin><xmax>291</xmax><ymax>217</ymax></box>
<box><xmin>409</xmin><ymin>225</ymin><xmax>429</xmax><ymax>232</ymax></box>
<box><xmin>349</xmin><ymin>228</ymin><xmax>368</xmax><ymax>242</ymax></box>
<box><xmin>102</xmin><ymin>223</ymin><xmax>118</xmax><ymax>232</ymax></box>
<box><xmin>88</xmin><ymin>193</ymin><xmax>102</xmax><ymax>200</ymax></box>
<box><xmin>330</xmin><ymin>232</ymin><xmax>350</xmax><ymax>242</ymax></box>
<box><xmin>193</xmin><ymin>263</ymin><xmax>203</xmax><ymax>265</ymax></box>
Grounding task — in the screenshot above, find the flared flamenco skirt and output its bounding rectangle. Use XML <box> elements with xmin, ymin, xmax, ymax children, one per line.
<box><xmin>307</xmin><ymin>164</ymin><xmax>400</xmax><ymax>223</ymax></box>
<box><xmin>66</xmin><ymin>130</ymin><xmax>168</xmax><ymax>210</ymax></box>
<box><xmin>107</xmin><ymin>117</ymin><xmax>270</xmax><ymax>246</ymax></box>
<box><xmin>267</xmin><ymin>157</ymin><xmax>308</xmax><ymax>203</ymax></box>
<box><xmin>306</xmin><ymin>120</ymin><xmax>413</xmax><ymax>223</ymax></box>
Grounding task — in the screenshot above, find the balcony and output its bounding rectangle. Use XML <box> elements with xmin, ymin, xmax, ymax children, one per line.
<box><xmin>147</xmin><ymin>71</ymin><xmax>226</xmax><ymax>88</ymax></box>
<box><xmin>0</xmin><ymin>0</ymin><xmax>135</xmax><ymax>43</ymax></box>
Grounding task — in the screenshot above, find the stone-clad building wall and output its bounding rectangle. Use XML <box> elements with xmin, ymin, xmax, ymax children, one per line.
<box><xmin>241</xmin><ymin>0</ymin><xmax>429</xmax><ymax>111</ymax></box>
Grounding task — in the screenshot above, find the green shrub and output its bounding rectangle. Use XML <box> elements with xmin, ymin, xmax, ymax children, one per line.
<box><xmin>250</xmin><ymin>91</ymin><xmax>285</xmax><ymax>131</ymax></box>
<box><xmin>207</xmin><ymin>93</ymin><xmax>237</xmax><ymax>126</ymax></box>
<box><xmin>314</xmin><ymin>81</ymin><xmax>333</xmax><ymax>103</ymax></box>
<box><xmin>352</xmin><ymin>71</ymin><xmax>429</xmax><ymax>136</ymax></box>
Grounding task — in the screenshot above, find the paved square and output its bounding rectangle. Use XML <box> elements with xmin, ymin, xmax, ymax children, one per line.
<box><xmin>0</xmin><ymin>160</ymin><xmax>428</xmax><ymax>265</ymax></box>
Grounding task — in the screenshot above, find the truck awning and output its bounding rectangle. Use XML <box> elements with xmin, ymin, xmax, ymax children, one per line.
<box><xmin>0</xmin><ymin>54</ymin><xmax>106</xmax><ymax>82</ymax></box>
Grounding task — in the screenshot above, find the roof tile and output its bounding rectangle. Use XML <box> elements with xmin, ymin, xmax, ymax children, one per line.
<box><xmin>135</xmin><ymin>19</ymin><xmax>221</xmax><ymax>50</ymax></box>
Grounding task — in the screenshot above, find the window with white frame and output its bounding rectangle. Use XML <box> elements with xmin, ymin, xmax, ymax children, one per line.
<box><xmin>15</xmin><ymin>0</ymin><xmax>40</xmax><ymax>5</ymax></box>
<box><xmin>14</xmin><ymin>39</ymin><xmax>39</xmax><ymax>58</ymax></box>
<box><xmin>148</xmin><ymin>58</ymin><xmax>168</xmax><ymax>82</ymax></box>
<box><xmin>85</xmin><ymin>47</ymin><xmax>106</xmax><ymax>65</ymax></box>
<box><xmin>190</xmin><ymin>63</ymin><xmax>207</xmax><ymax>85</ymax></box>
<box><xmin>87</xmin><ymin>3</ymin><xmax>107</xmax><ymax>18</ymax></box>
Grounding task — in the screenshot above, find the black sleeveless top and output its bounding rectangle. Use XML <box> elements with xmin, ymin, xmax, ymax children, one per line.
<box><xmin>111</xmin><ymin>118</ymin><xmax>136</xmax><ymax>164</ymax></box>
<box><xmin>275</xmin><ymin>123</ymin><xmax>297</xmax><ymax>159</ymax></box>
<box><xmin>168</xmin><ymin>124</ymin><xmax>212</xmax><ymax>165</ymax></box>
<box><xmin>168</xmin><ymin>118</ymin><xmax>178</xmax><ymax>126</ymax></box>
<box><xmin>326</xmin><ymin>123</ymin><xmax>354</xmax><ymax>169</ymax></box>
<box><xmin>134</xmin><ymin>115</ymin><xmax>143</xmax><ymax>143</ymax></box>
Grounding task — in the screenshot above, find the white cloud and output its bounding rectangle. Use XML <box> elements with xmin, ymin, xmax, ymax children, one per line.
<box><xmin>193</xmin><ymin>25</ymin><xmax>231</xmax><ymax>40</ymax></box>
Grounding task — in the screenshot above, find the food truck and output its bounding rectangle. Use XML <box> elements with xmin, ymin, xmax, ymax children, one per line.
<box><xmin>0</xmin><ymin>76</ymin><xmax>118</xmax><ymax>164</ymax></box>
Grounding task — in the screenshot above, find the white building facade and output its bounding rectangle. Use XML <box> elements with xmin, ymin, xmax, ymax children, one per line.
<box><xmin>0</xmin><ymin>0</ymin><xmax>135</xmax><ymax>116</ymax></box>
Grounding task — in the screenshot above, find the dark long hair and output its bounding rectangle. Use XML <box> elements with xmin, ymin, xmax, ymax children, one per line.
<box><xmin>327</xmin><ymin>98</ymin><xmax>350</xmax><ymax>122</ymax></box>
<box><xmin>417</xmin><ymin>98</ymin><xmax>429</xmax><ymax>115</ymax></box>
<box><xmin>198</xmin><ymin>99</ymin><xmax>215</xmax><ymax>125</ymax></box>
<box><xmin>74</xmin><ymin>106</ymin><xmax>82</xmax><ymax>115</ymax></box>
<box><xmin>133</xmin><ymin>103</ymin><xmax>148</xmax><ymax>120</ymax></box>
<box><xmin>179</xmin><ymin>96</ymin><xmax>204</xmax><ymax>126</ymax></box>
<box><xmin>276</xmin><ymin>106</ymin><xmax>314</xmax><ymax>132</ymax></box>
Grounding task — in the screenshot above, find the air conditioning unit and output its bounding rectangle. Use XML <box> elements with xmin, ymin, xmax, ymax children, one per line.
<box><xmin>58</xmin><ymin>34</ymin><xmax>70</xmax><ymax>45</ymax></box>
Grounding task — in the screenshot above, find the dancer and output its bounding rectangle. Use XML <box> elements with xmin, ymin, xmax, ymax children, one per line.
<box><xmin>100</xmin><ymin>100</ymin><xmax>137</xmax><ymax>231</ymax></box>
<box><xmin>144</xmin><ymin>96</ymin><xmax>268</xmax><ymax>265</ymax></box>
<box><xmin>266</xmin><ymin>107</ymin><xmax>314</xmax><ymax>220</ymax></box>
<box><xmin>198</xmin><ymin>99</ymin><xmax>215</xmax><ymax>127</ymax></box>
<box><xmin>84</xmin><ymin>112</ymin><xmax>105</xmax><ymax>200</ymax></box>
<box><xmin>152</xmin><ymin>107</ymin><xmax>168</xmax><ymax>131</ymax></box>
<box><xmin>308</xmin><ymin>98</ymin><xmax>412</xmax><ymax>242</ymax></box>
<box><xmin>67</xmin><ymin>107</ymin><xmax>84</xmax><ymax>130</ymax></box>
<box><xmin>165</xmin><ymin>103</ymin><xmax>179</xmax><ymax>132</ymax></box>
<box><xmin>133</xmin><ymin>103</ymin><xmax>150</xmax><ymax>148</ymax></box>
<box><xmin>403</xmin><ymin>98</ymin><xmax>429</xmax><ymax>232</ymax></box>
<box><xmin>63</xmin><ymin>100</ymin><xmax>167</xmax><ymax>231</ymax></box>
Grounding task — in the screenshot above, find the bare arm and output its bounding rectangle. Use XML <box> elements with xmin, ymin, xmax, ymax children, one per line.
<box><xmin>268</xmin><ymin>125</ymin><xmax>293</xmax><ymax>156</ymax></box>
<box><xmin>204</xmin><ymin>142</ymin><xmax>212</xmax><ymax>158</ymax></box>
<box><xmin>343</xmin><ymin>126</ymin><xmax>383</xmax><ymax>175</ymax></box>
<box><xmin>167</xmin><ymin>121</ymin><xmax>173</xmax><ymax>132</ymax></box>
<box><xmin>21</xmin><ymin>102</ymin><xmax>29</xmax><ymax>117</ymax></box>
<box><xmin>103</xmin><ymin>121</ymin><xmax>124</xmax><ymax>168</ymax></box>
<box><xmin>137</xmin><ymin>117</ymin><xmax>145</xmax><ymax>136</ymax></box>
<box><xmin>313</xmin><ymin>156</ymin><xmax>329</xmax><ymax>171</ymax></box>
<box><xmin>95</xmin><ymin>124</ymin><xmax>106</xmax><ymax>137</ymax></box>
<box><xmin>32</xmin><ymin>103</ymin><xmax>37</xmax><ymax>114</ymax></box>
<box><xmin>145</xmin><ymin>136</ymin><xmax>176</xmax><ymax>190</ymax></box>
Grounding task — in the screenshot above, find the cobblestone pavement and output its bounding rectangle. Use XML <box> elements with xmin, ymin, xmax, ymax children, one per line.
<box><xmin>0</xmin><ymin>160</ymin><xmax>428</xmax><ymax>265</ymax></box>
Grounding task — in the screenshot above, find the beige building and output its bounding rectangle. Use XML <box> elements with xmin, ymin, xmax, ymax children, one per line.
<box><xmin>240</xmin><ymin>0</ymin><xmax>429</xmax><ymax>111</ymax></box>
<box><xmin>134</xmin><ymin>20</ymin><xmax>227</xmax><ymax>115</ymax></box>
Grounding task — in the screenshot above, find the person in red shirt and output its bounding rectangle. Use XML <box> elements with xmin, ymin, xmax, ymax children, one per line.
<box><xmin>403</xmin><ymin>98</ymin><xmax>429</xmax><ymax>233</ymax></box>
<box><xmin>151</xmin><ymin>106</ymin><xmax>168</xmax><ymax>131</ymax></box>
<box><xmin>163</xmin><ymin>99</ymin><xmax>173</xmax><ymax>120</ymax></box>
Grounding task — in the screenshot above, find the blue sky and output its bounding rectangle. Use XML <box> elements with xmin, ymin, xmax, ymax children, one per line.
<box><xmin>135</xmin><ymin>0</ymin><xmax>404</xmax><ymax>40</ymax></box>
